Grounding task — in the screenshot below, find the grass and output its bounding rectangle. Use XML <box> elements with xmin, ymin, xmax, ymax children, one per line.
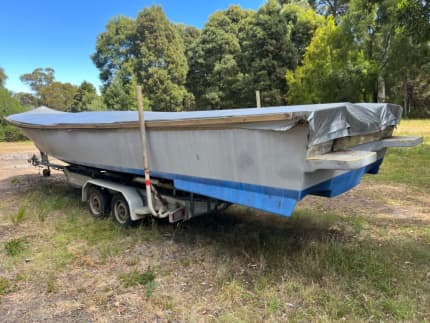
<box><xmin>0</xmin><ymin>121</ymin><xmax>429</xmax><ymax>321</ymax></box>
<box><xmin>9</xmin><ymin>207</ymin><xmax>26</xmax><ymax>225</ymax></box>
<box><xmin>0</xmin><ymin>277</ymin><xmax>10</xmax><ymax>295</ymax></box>
<box><xmin>367</xmin><ymin>119</ymin><xmax>430</xmax><ymax>192</ymax></box>
<box><xmin>119</xmin><ymin>268</ymin><xmax>157</xmax><ymax>299</ymax></box>
<box><xmin>4</xmin><ymin>238</ymin><xmax>28</xmax><ymax>256</ymax></box>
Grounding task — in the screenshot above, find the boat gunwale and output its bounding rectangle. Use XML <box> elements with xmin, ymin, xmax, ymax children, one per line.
<box><xmin>5</xmin><ymin>112</ymin><xmax>295</xmax><ymax>130</ymax></box>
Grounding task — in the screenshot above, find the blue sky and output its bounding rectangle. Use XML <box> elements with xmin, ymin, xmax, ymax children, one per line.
<box><xmin>0</xmin><ymin>0</ymin><xmax>264</xmax><ymax>93</ymax></box>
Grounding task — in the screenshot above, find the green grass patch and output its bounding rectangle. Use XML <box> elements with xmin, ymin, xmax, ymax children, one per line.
<box><xmin>367</xmin><ymin>119</ymin><xmax>430</xmax><ymax>192</ymax></box>
<box><xmin>4</xmin><ymin>238</ymin><xmax>28</xmax><ymax>256</ymax></box>
<box><xmin>9</xmin><ymin>207</ymin><xmax>26</xmax><ymax>225</ymax></box>
<box><xmin>119</xmin><ymin>268</ymin><xmax>156</xmax><ymax>299</ymax></box>
<box><xmin>8</xmin><ymin>183</ymin><xmax>159</xmax><ymax>272</ymax></box>
<box><xmin>0</xmin><ymin>277</ymin><xmax>10</xmax><ymax>295</ymax></box>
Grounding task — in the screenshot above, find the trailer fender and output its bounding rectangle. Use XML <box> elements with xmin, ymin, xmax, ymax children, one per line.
<box><xmin>82</xmin><ymin>179</ymin><xmax>151</xmax><ymax>221</ymax></box>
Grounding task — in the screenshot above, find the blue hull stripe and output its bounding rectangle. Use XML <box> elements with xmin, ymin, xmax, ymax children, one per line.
<box><xmin>65</xmin><ymin>159</ymin><xmax>383</xmax><ymax>217</ymax></box>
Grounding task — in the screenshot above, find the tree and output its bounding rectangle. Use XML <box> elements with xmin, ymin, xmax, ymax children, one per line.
<box><xmin>0</xmin><ymin>88</ymin><xmax>27</xmax><ymax>141</ymax></box>
<box><xmin>39</xmin><ymin>82</ymin><xmax>78</xmax><ymax>111</ymax></box>
<box><xmin>243</xmin><ymin>0</ymin><xmax>322</xmax><ymax>106</ymax></box>
<box><xmin>92</xmin><ymin>16</ymin><xmax>137</xmax><ymax>110</ymax></box>
<box><xmin>396</xmin><ymin>0</ymin><xmax>430</xmax><ymax>43</ymax></box>
<box><xmin>72</xmin><ymin>81</ymin><xmax>98</xmax><ymax>112</ymax></box>
<box><xmin>314</xmin><ymin>0</ymin><xmax>349</xmax><ymax>18</ymax></box>
<box><xmin>18</xmin><ymin>68</ymin><xmax>98</xmax><ymax>111</ymax></box>
<box><xmin>20</xmin><ymin>68</ymin><xmax>55</xmax><ymax>93</ymax></box>
<box><xmin>93</xmin><ymin>7</ymin><xmax>194</xmax><ymax>111</ymax></box>
<box><xmin>92</xmin><ymin>16</ymin><xmax>136</xmax><ymax>86</ymax></box>
<box><xmin>187</xmin><ymin>6</ymin><xmax>255</xmax><ymax>108</ymax></box>
<box><xmin>286</xmin><ymin>0</ymin><xmax>430</xmax><ymax>114</ymax></box>
<box><xmin>86</xmin><ymin>95</ymin><xmax>107</xmax><ymax>111</ymax></box>
<box><xmin>13</xmin><ymin>92</ymin><xmax>38</xmax><ymax>108</ymax></box>
<box><xmin>177</xmin><ymin>24</ymin><xmax>201</xmax><ymax>49</ymax></box>
<box><xmin>286</xmin><ymin>16</ymin><xmax>376</xmax><ymax>103</ymax></box>
<box><xmin>0</xmin><ymin>67</ymin><xmax>7</xmax><ymax>88</ymax></box>
<box><xmin>103</xmin><ymin>72</ymin><xmax>138</xmax><ymax>110</ymax></box>
<box><xmin>340</xmin><ymin>0</ymin><xmax>430</xmax><ymax>111</ymax></box>
<box><xmin>135</xmin><ymin>6</ymin><xmax>193</xmax><ymax>111</ymax></box>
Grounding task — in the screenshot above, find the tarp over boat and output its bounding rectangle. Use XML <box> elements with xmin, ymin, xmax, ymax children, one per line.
<box><xmin>6</xmin><ymin>102</ymin><xmax>402</xmax><ymax>146</ymax></box>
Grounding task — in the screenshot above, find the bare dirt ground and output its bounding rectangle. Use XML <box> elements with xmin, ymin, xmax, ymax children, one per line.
<box><xmin>0</xmin><ymin>142</ymin><xmax>63</xmax><ymax>198</ymax></box>
<box><xmin>0</xmin><ymin>141</ymin><xmax>429</xmax><ymax>321</ymax></box>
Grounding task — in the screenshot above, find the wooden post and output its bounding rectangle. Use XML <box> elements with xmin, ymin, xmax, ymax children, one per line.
<box><xmin>136</xmin><ymin>85</ymin><xmax>156</xmax><ymax>215</ymax></box>
<box><xmin>256</xmin><ymin>90</ymin><xmax>261</xmax><ymax>108</ymax></box>
<box><xmin>136</xmin><ymin>86</ymin><xmax>149</xmax><ymax>172</ymax></box>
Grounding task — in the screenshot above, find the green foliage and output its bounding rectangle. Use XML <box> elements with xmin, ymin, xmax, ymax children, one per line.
<box><xmin>187</xmin><ymin>1</ymin><xmax>323</xmax><ymax>108</ymax></box>
<box><xmin>396</xmin><ymin>0</ymin><xmax>430</xmax><ymax>43</ymax></box>
<box><xmin>85</xmin><ymin>95</ymin><xmax>107</xmax><ymax>111</ymax></box>
<box><xmin>16</xmin><ymin>68</ymin><xmax>102</xmax><ymax>112</ymax></box>
<box><xmin>92</xmin><ymin>16</ymin><xmax>136</xmax><ymax>85</ymax></box>
<box><xmin>4</xmin><ymin>238</ymin><xmax>28</xmax><ymax>256</ymax></box>
<box><xmin>88</xmin><ymin>1</ymin><xmax>428</xmax><ymax>113</ymax></box>
<box><xmin>136</xmin><ymin>6</ymin><xmax>193</xmax><ymax>111</ymax></box>
<box><xmin>71</xmin><ymin>81</ymin><xmax>102</xmax><ymax>112</ymax></box>
<box><xmin>39</xmin><ymin>81</ymin><xmax>78</xmax><ymax>111</ymax></box>
<box><xmin>20</xmin><ymin>67</ymin><xmax>55</xmax><ymax>92</ymax></box>
<box><xmin>176</xmin><ymin>24</ymin><xmax>201</xmax><ymax>49</ymax></box>
<box><xmin>13</xmin><ymin>92</ymin><xmax>38</xmax><ymax>108</ymax></box>
<box><xmin>119</xmin><ymin>268</ymin><xmax>156</xmax><ymax>298</ymax></box>
<box><xmin>286</xmin><ymin>0</ymin><xmax>430</xmax><ymax>115</ymax></box>
<box><xmin>187</xmin><ymin>6</ymin><xmax>255</xmax><ymax>109</ymax></box>
<box><xmin>0</xmin><ymin>67</ymin><xmax>7</xmax><ymax>88</ymax></box>
<box><xmin>244</xmin><ymin>0</ymin><xmax>317</xmax><ymax>106</ymax></box>
<box><xmin>287</xmin><ymin>16</ymin><xmax>376</xmax><ymax>103</ymax></box>
<box><xmin>0</xmin><ymin>277</ymin><xmax>10</xmax><ymax>295</ymax></box>
<box><xmin>103</xmin><ymin>72</ymin><xmax>137</xmax><ymax>110</ymax></box>
<box><xmin>10</xmin><ymin>207</ymin><xmax>26</xmax><ymax>225</ymax></box>
<box><xmin>0</xmin><ymin>87</ymin><xmax>27</xmax><ymax>141</ymax></box>
<box><xmin>93</xmin><ymin>7</ymin><xmax>193</xmax><ymax>111</ymax></box>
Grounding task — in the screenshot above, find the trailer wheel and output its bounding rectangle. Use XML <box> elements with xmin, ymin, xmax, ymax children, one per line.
<box><xmin>42</xmin><ymin>169</ymin><xmax>51</xmax><ymax>177</ymax></box>
<box><xmin>87</xmin><ymin>186</ymin><xmax>110</xmax><ymax>218</ymax></box>
<box><xmin>111</xmin><ymin>194</ymin><xmax>134</xmax><ymax>227</ymax></box>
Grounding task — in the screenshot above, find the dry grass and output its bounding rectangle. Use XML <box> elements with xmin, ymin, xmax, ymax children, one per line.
<box><xmin>0</xmin><ymin>120</ymin><xmax>429</xmax><ymax>322</ymax></box>
<box><xmin>0</xmin><ymin>141</ymin><xmax>36</xmax><ymax>154</ymax></box>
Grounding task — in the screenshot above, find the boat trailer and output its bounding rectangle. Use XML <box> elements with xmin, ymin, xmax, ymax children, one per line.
<box><xmin>28</xmin><ymin>152</ymin><xmax>229</xmax><ymax>226</ymax></box>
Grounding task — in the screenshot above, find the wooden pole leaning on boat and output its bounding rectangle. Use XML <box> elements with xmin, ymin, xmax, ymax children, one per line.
<box><xmin>136</xmin><ymin>85</ymin><xmax>157</xmax><ymax>216</ymax></box>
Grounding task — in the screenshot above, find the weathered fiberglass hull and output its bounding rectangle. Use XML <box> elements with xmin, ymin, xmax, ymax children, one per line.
<box><xmin>6</xmin><ymin>103</ymin><xmax>421</xmax><ymax>216</ymax></box>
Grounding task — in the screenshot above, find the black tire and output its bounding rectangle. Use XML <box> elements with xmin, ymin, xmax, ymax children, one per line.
<box><xmin>111</xmin><ymin>194</ymin><xmax>135</xmax><ymax>227</ymax></box>
<box><xmin>87</xmin><ymin>186</ymin><xmax>110</xmax><ymax>218</ymax></box>
<box><xmin>42</xmin><ymin>169</ymin><xmax>51</xmax><ymax>177</ymax></box>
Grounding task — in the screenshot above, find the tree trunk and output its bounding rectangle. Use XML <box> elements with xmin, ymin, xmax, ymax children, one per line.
<box><xmin>377</xmin><ymin>76</ymin><xmax>386</xmax><ymax>103</ymax></box>
<box><xmin>403</xmin><ymin>78</ymin><xmax>408</xmax><ymax>118</ymax></box>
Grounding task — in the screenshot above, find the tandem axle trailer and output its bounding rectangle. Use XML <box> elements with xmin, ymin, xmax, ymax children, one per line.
<box><xmin>30</xmin><ymin>154</ymin><xmax>229</xmax><ymax>226</ymax></box>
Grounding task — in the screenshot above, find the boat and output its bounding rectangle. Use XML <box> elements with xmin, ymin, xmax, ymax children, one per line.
<box><xmin>5</xmin><ymin>103</ymin><xmax>422</xmax><ymax>217</ymax></box>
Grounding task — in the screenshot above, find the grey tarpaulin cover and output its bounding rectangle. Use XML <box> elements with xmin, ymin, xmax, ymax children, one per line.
<box><xmin>6</xmin><ymin>102</ymin><xmax>402</xmax><ymax>146</ymax></box>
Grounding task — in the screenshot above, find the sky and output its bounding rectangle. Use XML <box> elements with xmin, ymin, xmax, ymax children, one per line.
<box><xmin>0</xmin><ymin>0</ymin><xmax>264</xmax><ymax>93</ymax></box>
